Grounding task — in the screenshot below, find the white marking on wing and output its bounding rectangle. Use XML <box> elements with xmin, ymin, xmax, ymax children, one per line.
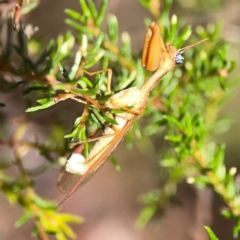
<box><xmin>66</xmin><ymin>116</ymin><xmax>127</xmax><ymax>175</ymax></box>
<box><xmin>66</xmin><ymin>153</ymin><xmax>88</xmax><ymax>175</ymax></box>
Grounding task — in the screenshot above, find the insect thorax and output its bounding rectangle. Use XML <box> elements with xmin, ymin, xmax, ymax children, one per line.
<box><xmin>105</xmin><ymin>87</ymin><xmax>148</xmax><ymax>113</ymax></box>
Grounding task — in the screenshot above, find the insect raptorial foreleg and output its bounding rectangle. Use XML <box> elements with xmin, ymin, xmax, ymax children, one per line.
<box><xmin>54</xmin><ymin>93</ymin><xmax>87</xmax><ymax>105</ymax></box>
<box><xmin>83</xmin><ymin>68</ymin><xmax>113</xmax><ymax>95</ymax></box>
<box><xmin>69</xmin><ymin>132</ymin><xmax>116</xmax><ymax>148</ymax></box>
<box><xmin>66</xmin><ymin>68</ymin><xmax>113</xmax><ymax>110</ymax></box>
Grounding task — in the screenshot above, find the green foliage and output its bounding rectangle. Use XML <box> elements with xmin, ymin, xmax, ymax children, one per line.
<box><xmin>0</xmin><ymin>0</ymin><xmax>240</xmax><ymax>239</ymax></box>
<box><xmin>205</xmin><ymin>226</ymin><xmax>219</xmax><ymax>240</ymax></box>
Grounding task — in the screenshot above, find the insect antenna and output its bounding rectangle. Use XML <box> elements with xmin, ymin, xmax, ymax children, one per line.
<box><xmin>178</xmin><ymin>38</ymin><xmax>209</xmax><ymax>54</ymax></box>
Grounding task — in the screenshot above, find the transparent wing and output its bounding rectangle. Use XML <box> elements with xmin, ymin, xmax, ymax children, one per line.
<box><xmin>57</xmin><ymin>115</ymin><xmax>138</xmax><ymax>205</ymax></box>
<box><xmin>57</xmin><ymin>167</ymin><xmax>81</xmax><ymax>195</ymax></box>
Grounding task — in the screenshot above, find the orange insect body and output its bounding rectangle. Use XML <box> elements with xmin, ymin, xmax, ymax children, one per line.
<box><xmin>58</xmin><ymin>22</ymin><xmax>208</xmax><ymax>205</ymax></box>
<box><xmin>142</xmin><ymin>22</ymin><xmax>168</xmax><ymax>71</ymax></box>
<box><xmin>142</xmin><ymin>22</ymin><xmax>208</xmax><ymax>72</ymax></box>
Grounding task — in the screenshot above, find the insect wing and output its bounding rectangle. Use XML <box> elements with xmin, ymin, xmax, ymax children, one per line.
<box><xmin>57</xmin><ymin>144</ymin><xmax>85</xmax><ymax>194</ymax></box>
<box><xmin>57</xmin><ymin>167</ymin><xmax>81</xmax><ymax>194</ymax></box>
<box><xmin>58</xmin><ymin>115</ymin><xmax>138</xmax><ymax>205</ymax></box>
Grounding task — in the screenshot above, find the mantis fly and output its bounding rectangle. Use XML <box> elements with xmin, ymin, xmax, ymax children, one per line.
<box><xmin>57</xmin><ymin>22</ymin><xmax>208</xmax><ymax>205</ymax></box>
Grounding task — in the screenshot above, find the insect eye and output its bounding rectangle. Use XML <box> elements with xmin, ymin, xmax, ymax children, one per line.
<box><xmin>175</xmin><ymin>53</ymin><xmax>184</xmax><ymax>65</ymax></box>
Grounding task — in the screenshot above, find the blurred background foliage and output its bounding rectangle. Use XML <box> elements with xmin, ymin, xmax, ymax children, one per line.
<box><xmin>0</xmin><ymin>0</ymin><xmax>240</xmax><ymax>239</ymax></box>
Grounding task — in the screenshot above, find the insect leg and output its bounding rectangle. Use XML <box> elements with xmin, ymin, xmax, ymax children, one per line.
<box><xmin>83</xmin><ymin>68</ymin><xmax>113</xmax><ymax>95</ymax></box>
